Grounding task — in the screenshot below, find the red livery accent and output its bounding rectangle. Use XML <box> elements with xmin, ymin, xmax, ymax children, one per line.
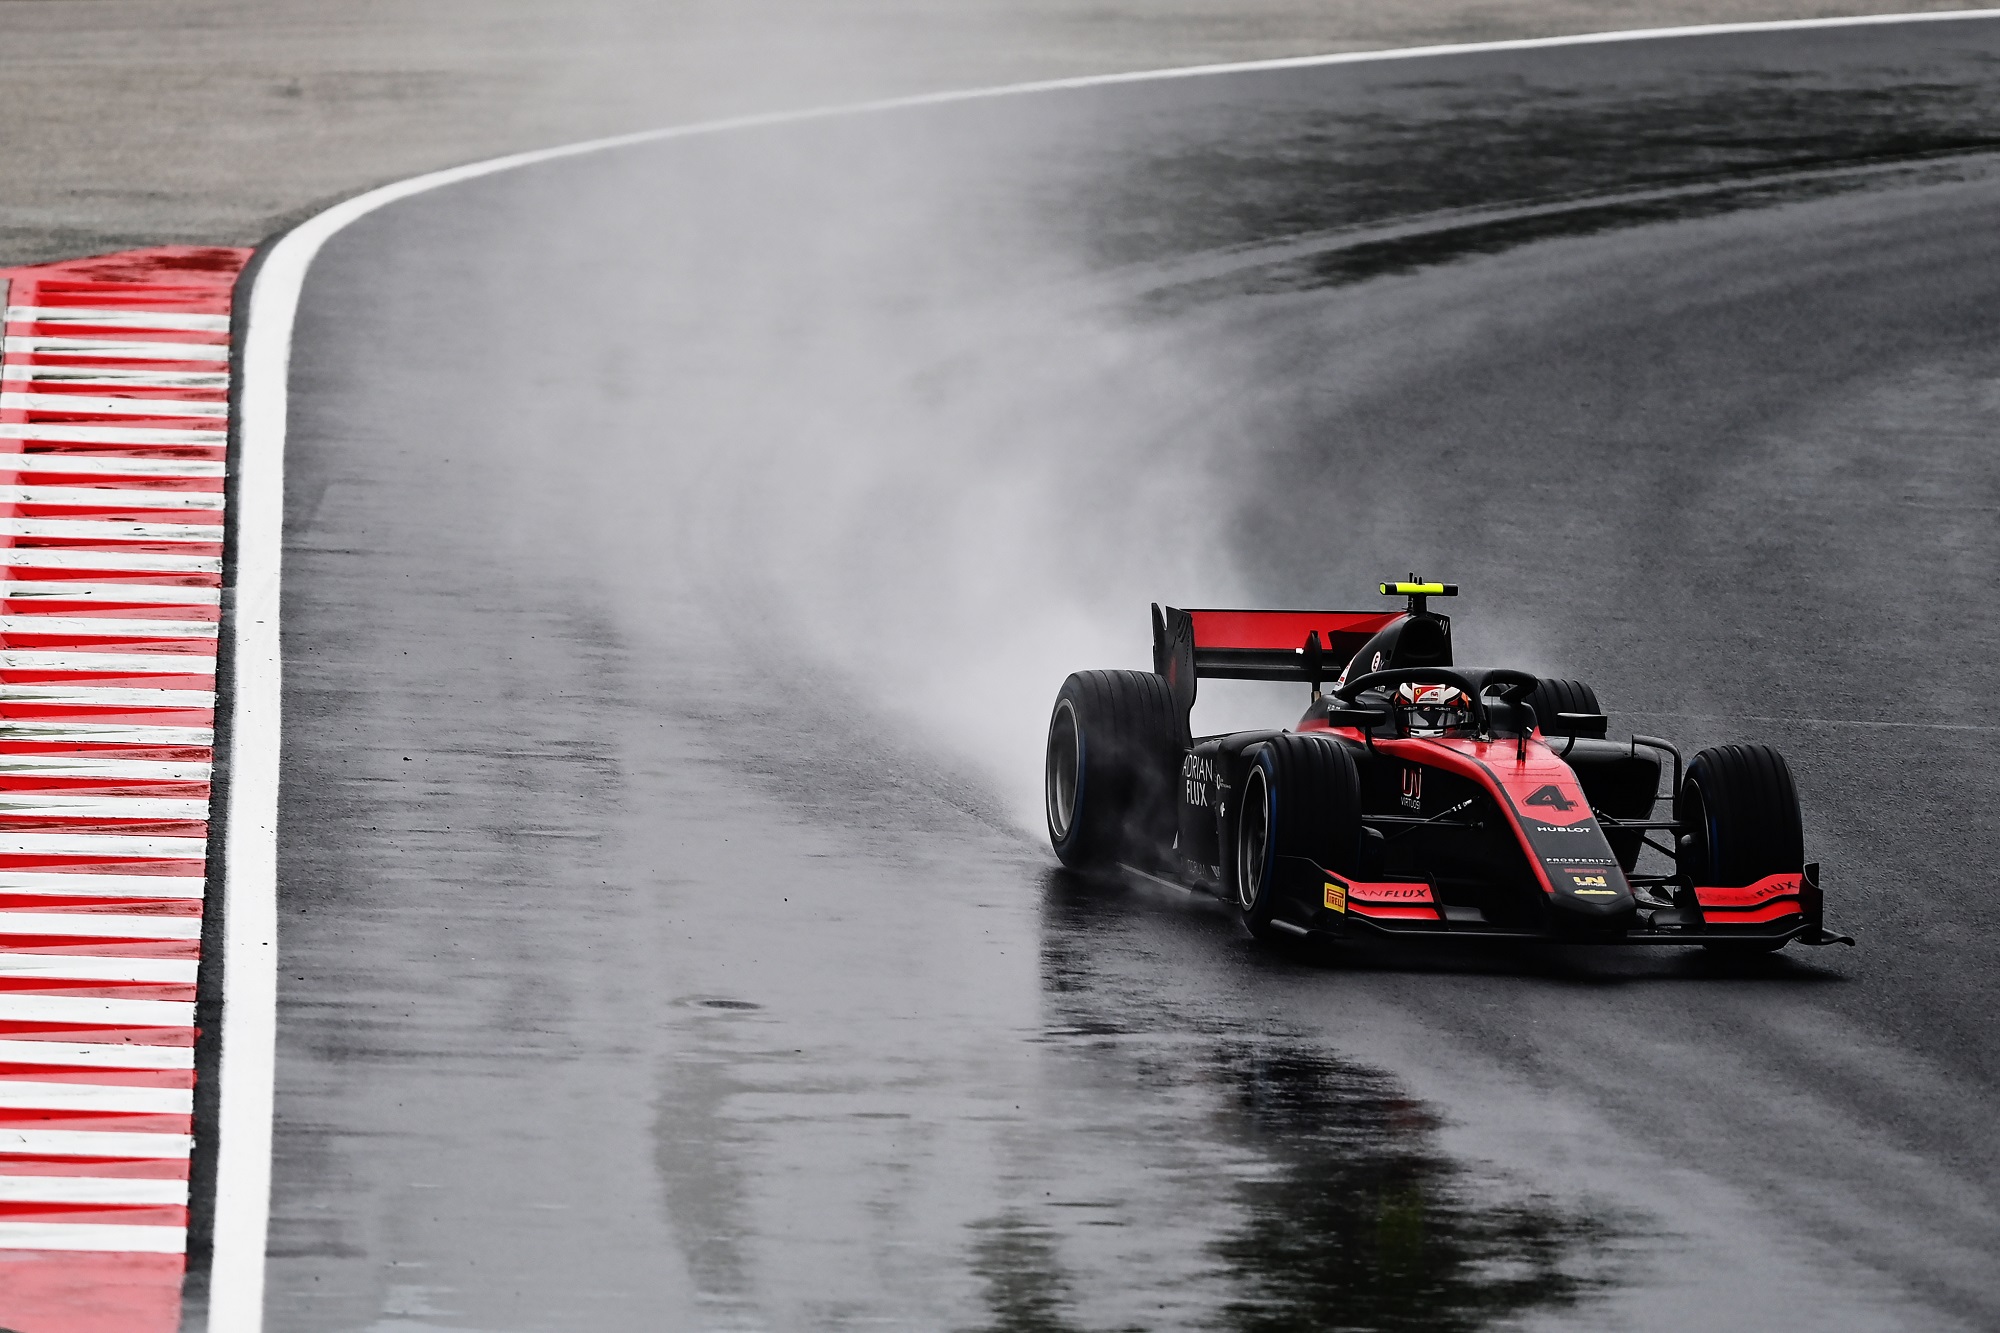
<box><xmin>1185</xmin><ymin>609</ymin><xmax>1400</xmax><ymax>653</ymax></box>
<box><xmin>1348</xmin><ymin>904</ymin><xmax>1442</xmax><ymax>920</ymax></box>
<box><xmin>1345</xmin><ymin>881</ymin><xmax>1435</xmax><ymax>904</ymax></box>
<box><xmin>1335</xmin><ymin>877</ymin><xmax>1442</xmax><ymax>921</ymax></box>
<box><xmin>1331</xmin><ymin>735</ymin><xmax>1620</xmax><ymax>900</ymax></box>
<box><xmin>1694</xmin><ymin>872</ymin><xmax>1803</xmax><ymax>909</ymax></box>
<box><xmin>1703</xmin><ymin>899</ymin><xmax>1805</xmax><ymax>925</ymax></box>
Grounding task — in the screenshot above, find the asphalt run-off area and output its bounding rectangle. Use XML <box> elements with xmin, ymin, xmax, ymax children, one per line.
<box><xmin>3</xmin><ymin>7</ymin><xmax>1999</xmax><ymax>1332</ymax></box>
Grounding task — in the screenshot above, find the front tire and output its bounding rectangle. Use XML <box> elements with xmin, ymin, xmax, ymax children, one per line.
<box><xmin>1234</xmin><ymin>733</ymin><xmax>1361</xmax><ymax>940</ymax></box>
<box><xmin>1046</xmin><ymin>670</ymin><xmax>1178</xmax><ymax>871</ymax></box>
<box><xmin>1678</xmin><ymin>743</ymin><xmax>1804</xmax><ymax>954</ymax></box>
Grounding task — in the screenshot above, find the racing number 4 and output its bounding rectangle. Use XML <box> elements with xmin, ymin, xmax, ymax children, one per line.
<box><xmin>1526</xmin><ymin>784</ymin><xmax>1576</xmax><ymax>813</ymax></box>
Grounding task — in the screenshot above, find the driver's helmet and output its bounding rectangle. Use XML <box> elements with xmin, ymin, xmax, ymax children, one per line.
<box><xmin>1393</xmin><ymin>681</ymin><xmax>1472</xmax><ymax>736</ymax></box>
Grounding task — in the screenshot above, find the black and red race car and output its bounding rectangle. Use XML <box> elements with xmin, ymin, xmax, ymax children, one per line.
<box><xmin>1044</xmin><ymin>581</ymin><xmax>1853</xmax><ymax>952</ymax></box>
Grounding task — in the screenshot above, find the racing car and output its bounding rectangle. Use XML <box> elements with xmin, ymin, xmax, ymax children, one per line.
<box><xmin>1043</xmin><ymin>581</ymin><xmax>1853</xmax><ymax>952</ymax></box>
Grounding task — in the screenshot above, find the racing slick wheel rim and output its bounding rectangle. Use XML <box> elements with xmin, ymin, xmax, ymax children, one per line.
<box><xmin>1046</xmin><ymin>698</ymin><xmax>1081</xmax><ymax>845</ymax></box>
<box><xmin>1237</xmin><ymin>762</ymin><xmax>1272</xmax><ymax>912</ymax></box>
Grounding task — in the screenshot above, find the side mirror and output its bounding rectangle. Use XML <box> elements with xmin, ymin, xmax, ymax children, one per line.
<box><xmin>1543</xmin><ymin>711</ymin><xmax>1609</xmax><ymax>758</ymax></box>
<box><xmin>1323</xmin><ymin>706</ymin><xmax>1387</xmax><ymax>728</ymax></box>
<box><xmin>1323</xmin><ymin>705</ymin><xmax>1387</xmax><ymax>752</ymax></box>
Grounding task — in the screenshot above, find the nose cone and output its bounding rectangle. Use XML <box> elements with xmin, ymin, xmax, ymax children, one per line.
<box><xmin>1520</xmin><ymin>820</ymin><xmax>1635</xmax><ymax>931</ymax></box>
<box><xmin>1548</xmin><ymin>875</ymin><xmax>1638</xmax><ymax>932</ymax></box>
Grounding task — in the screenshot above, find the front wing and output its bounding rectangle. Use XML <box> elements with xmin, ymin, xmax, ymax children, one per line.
<box><xmin>1269</xmin><ymin>857</ymin><xmax>1855</xmax><ymax>947</ymax></box>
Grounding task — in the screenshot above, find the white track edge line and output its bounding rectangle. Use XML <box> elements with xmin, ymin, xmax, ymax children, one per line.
<box><xmin>203</xmin><ymin>8</ymin><xmax>2000</xmax><ymax>1329</ymax></box>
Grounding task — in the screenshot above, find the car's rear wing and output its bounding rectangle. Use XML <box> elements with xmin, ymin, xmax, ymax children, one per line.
<box><xmin>1156</xmin><ymin>607</ymin><xmax>1403</xmax><ymax>681</ymax></box>
<box><xmin>1152</xmin><ymin>604</ymin><xmax>1403</xmax><ymax>726</ymax></box>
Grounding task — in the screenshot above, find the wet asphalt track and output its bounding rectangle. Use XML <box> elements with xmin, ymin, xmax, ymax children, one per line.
<box><xmin>260</xmin><ymin>19</ymin><xmax>2000</xmax><ymax>1331</ymax></box>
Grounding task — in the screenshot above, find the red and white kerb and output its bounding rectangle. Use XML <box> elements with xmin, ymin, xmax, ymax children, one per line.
<box><xmin>0</xmin><ymin>247</ymin><xmax>249</xmax><ymax>1333</ymax></box>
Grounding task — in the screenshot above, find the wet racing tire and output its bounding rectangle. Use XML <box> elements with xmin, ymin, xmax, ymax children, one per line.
<box><xmin>1234</xmin><ymin>733</ymin><xmax>1362</xmax><ymax>941</ymax></box>
<box><xmin>1678</xmin><ymin>743</ymin><xmax>1805</xmax><ymax>954</ymax></box>
<box><xmin>1046</xmin><ymin>670</ymin><xmax>1180</xmax><ymax>872</ymax></box>
<box><xmin>1522</xmin><ymin>678</ymin><xmax>1607</xmax><ymax>738</ymax></box>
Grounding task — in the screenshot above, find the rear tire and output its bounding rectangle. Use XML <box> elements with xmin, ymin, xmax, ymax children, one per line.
<box><xmin>1046</xmin><ymin>670</ymin><xmax>1179</xmax><ymax>871</ymax></box>
<box><xmin>1234</xmin><ymin>733</ymin><xmax>1362</xmax><ymax>941</ymax></box>
<box><xmin>1522</xmin><ymin>678</ymin><xmax>1606</xmax><ymax>738</ymax></box>
<box><xmin>1678</xmin><ymin>743</ymin><xmax>1804</xmax><ymax>954</ymax></box>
